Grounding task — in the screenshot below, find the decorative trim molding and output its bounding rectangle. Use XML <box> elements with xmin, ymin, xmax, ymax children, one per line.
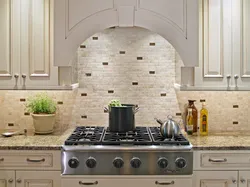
<box><xmin>65</xmin><ymin>0</ymin><xmax>115</xmax><ymax>38</ymax></box>
<box><xmin>138</xmin><ymin>0</ymin><xmax>187</xmax><ymax>38</ymax></box>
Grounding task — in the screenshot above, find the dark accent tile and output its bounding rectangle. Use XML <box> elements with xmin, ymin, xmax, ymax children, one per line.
<box><xmin>200</xmin><ymin>99</ymin><xmax>206</xmax><ymax>102</ymax></box>
<box><xmin>108</xmin><ymin>90</ymin><xmax>114</xmax><ymax>94</ymax></box>
<box><xmin>85</xmin><ymin>73</ymin><xmax>92</xmax><ymax>77</ymax></box>
<box><xmin>149</xmin><ymin>43</ymin><xmax>155</xmax><ymax>46</ymax></box>
<box><xmin>57</xmin><ymin>101</ymin><xmax>63</xmax><ymax>105</ymax></box>
<box><xmin>137</xmin><ymin>57</ymin><xmax>143</xmax><ymax>60</ymax></box>
<box><xmin>8</xmin><ymin>123</ymin><xmax>14</xmax><ymax>127</ymax></box>
<box><xmin>132</xmin><ymin>82</ymin><xmax>138</xmax><ymax>85</ymax></box>
<box><xmin>92</xmin><ymin>37</ymin><xmax>98</xmax><ymax>40</ymax></box>
<box><xmin>233</xmin><ymin>121</ymin><xmax>239</xmax><ymax>125</ymax></box>
<box><xmin>120</xmin><ymin>51</ymin><xmax>126</xmax><ymax>54</ymax></box>
<box><xmin>102</xmin><ymin>62</ymin><xmax>108</xmax><ymax>65</ymax></box>
<box><xmin>20</xmin><ymin>98</ymin><xmax>26</xmax><ymax>102</ymax></box>
<box><xmin>81</xmin><ymin>93</ymin><xmax>88</xmax><ymax>96</ymax></box>
<box><xmin>80</xmin><ymin>45</ymin><xmax>86</xmax><ymax>48</ymax></box>
<box><xmin>24</xmin><ymin>112</ymin><xmax>30</xmax><ymax>116</ymax></box>
<box><xmin>81</xmin><ymin>115</ymin><xmax>88</xmax><ymax>119</ymax></box>
<box><xmin>233</xmin><ymin>105</ymin><xmax>239</xmax><ymax>108</ymax></box>
<box><xmin>176</xmin><ymin>113</ymin><xmax>182</xmax><ymax>116</ymax></box>
<box><xmin>161</xmin><ymin>93</ymin><xmax>167</xmax><ymax>97</ymax></box>
<box><xmin>149</xmin><ymin>71</ymin><xmax>155</xmax><ymax>74</ymax></box>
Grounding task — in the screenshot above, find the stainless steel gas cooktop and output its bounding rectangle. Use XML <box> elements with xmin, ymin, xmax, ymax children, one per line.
<box><xmin>62</xmin><ymin>126</ymin><xmax>193</xmax><ymax>176</ymax></box>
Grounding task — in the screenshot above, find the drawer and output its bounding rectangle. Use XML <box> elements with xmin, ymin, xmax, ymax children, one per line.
<box><xmin>0</xmin><ymin>151</ymin><xmax>61</xmax><ymax>170</ymax></box>
<box><xmin>200</xmin><ymin>153</ymin><xmax>250</xmax><ymax>168</ymax></box>
<box><xmin>62</xmin><ymin>177</ymin><xmax>192</xmax><ymax>187</ymax></box>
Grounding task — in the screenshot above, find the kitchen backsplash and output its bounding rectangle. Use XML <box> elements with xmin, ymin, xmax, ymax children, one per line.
<box><xmin>0</xmin><ymin>27</ymin><xmax>249</xmax><ymax>134</ymax></box>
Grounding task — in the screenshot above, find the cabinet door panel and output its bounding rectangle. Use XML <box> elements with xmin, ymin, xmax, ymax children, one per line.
<box><xmin>0</xmin><ymin>171</ymin><xmax>15</xmax><ymax>187</ymax></box>
<box><xmin>195</xmin><ymin>0</ymin><xmax>232</xmax><ymax>87</ymax></box>
<box><xmin>194</xmin><ymin>171</ymin><xmax>237</xmax><ymax>187</ymax></box>
<box><xmin>232</xmin><ymin>0</ymin><xmax>250</xmax><ymax>88</ymax></box>
<box><xmin>239</xmin><ymin>171</ymin><xmax>250</xmax><ymax>187</ymax></box>
<box><xmin>20</xmin><ymin>0</ymin><xmax>58</xmax><ymax>87</ymax></box>
<box><xmin>16</xmin><ymin>171</ymin><xmax>60</xmax><ymax>187</ymax></box>
<box><xmin>0</xmin><ymin>0</ymin><xmax>20</xmax><ymax>87</ymax></box>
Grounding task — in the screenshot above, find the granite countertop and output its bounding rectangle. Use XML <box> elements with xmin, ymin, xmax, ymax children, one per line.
<box><xmin>0</xmin><ymin>128</ymin><xmax>74</xmax><ymax>150</ymax></box>
<box><xmin>188</xmin><ymin>133</ymin><xmax>250</xmax><ymax>150</ymax></box>
<box><xmin>0</xmin><ymin>128</ymin><xmax>250</xmax><ymax>151</ymax></box>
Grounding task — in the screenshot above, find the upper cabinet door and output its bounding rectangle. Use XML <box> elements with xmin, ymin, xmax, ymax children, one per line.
<box><xmin>0</xmin><ymin>0</ymin><xmax>20</xmax><ymax>87</ymax></box>
<box><xmin>20</xmin><ymin>0</ymin><xmax>58</xmax><ymax>88</ymax></box>
<box><xmin>232</xmin><ymin>0</ymin><xmax>250</xmax><ymax>88</ymax></box>
<box><xmin>195</xmin><ymin>0</ymin><xmax>232</xmax><ymax>88</ymax></box>
<box><xmin>53</xmin><ymin>0</ymin><xmax>198</xmax><ymax>67</ymax></box>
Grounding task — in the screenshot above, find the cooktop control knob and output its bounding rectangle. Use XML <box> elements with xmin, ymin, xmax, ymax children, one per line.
<box><xmin>175</xmin><ymin>157</ymin><xmax>187</xmax><ymax>169</ymax></box>
<box><xmin>86</xmin><ymin>157</ymin><xmax>97</xmax><ymax>168</ymax></box>
<box><xmin>130</xmin><ymin>157</ymin><xmax>141</xmax><ymax>168</ymax></box>
<box><xmin>68</xmin><ymin>157</ymin><xmax>79</xmax><ymax>168</ymax></box>
<box><xmin>157</xmin><ymin>157</ymin><xmax>168</xmax><ymax>169</ymax></box>
<box><xmin>113</xmin><ymin>157</ymin><xmax>124</xmax><ymax>168</ymax></box>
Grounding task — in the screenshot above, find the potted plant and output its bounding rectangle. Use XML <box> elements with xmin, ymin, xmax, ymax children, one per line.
<box><xmin>26</xmin><ymin>93</ymin><xmax>57</xmax><ymax>134</ymax></box>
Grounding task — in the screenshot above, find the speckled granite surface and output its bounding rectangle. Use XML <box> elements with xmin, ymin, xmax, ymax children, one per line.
<box><xmin>188</xmin><ymin>133</ymin><xmax>250</xmax><ymax>150</ymax></box>
<box><xmin>0</xmin><ymin>128</ymin><xmax>74</xmax><ymax>150</ymax></box>
<box><xmin>0</xmin><ymin>128</ymin><xmax>250</xmax><ymax>150</ymax></box>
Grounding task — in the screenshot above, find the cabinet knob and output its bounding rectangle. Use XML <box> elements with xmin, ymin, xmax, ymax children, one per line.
<box><xmin>8</xmin><ymin>178</ymin><xmax>13</xmax><ymax>183</ymax></box>
<box><xmin>234</xmin><ymin>74</ymin><xmax>239</xmax><ymax>88</ymax></box>
<box><xmin>14</xmin><ymin>74</ymin><xmax>19</xmax><ymax>78</ymax></box>
<box><xmin>234</xmin><ymin>74</ymin><xmax>239</xmax><ymax>79</ymax></box>
<box><xmin>16</xmin><ymin>179</ymin><xmax>22</xmax><ymax>183</ymax></box>
<box><xmin>241</xmin><ymin>179</ymin><xmax>246</xmax><ymax>184</ymax></box>
<box><xmin>232</xmin><ymin>179</ymin><xmax>237</xmax><ymax>184</ymax></box>
<box><xmin>22</xmin><ymin>74</ymin><xmax>27</xmax><ymax>78</ymax></box>
<box><xmin>226</xmin><ymin>75</ymin><xmax>231</xmax><ymax>79</ymax></box>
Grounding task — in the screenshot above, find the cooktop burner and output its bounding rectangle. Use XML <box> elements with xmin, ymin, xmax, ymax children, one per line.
<box><xmin>64</xmin><ymin>126</ymin><xmax>104</xmax><ymax>145</ymax></box>
<box><xmin>102</xmin><ymin>127</ymin><xmax>152</xmax><ymax>145</ymax></box>
<box><xmin>149</xmin><ymin>127</ymin><xmax>189</xmax><ymax>145</ymax></box>
<box><xmin>64</xmin><ymin>126</ymin><xmax>190</xmax><ymax>146</ymax></box>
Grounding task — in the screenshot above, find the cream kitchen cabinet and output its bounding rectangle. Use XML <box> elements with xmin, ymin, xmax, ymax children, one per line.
<box><xmin>239</xmin><ymin>171</ymin><xmax>250</xmax><ymax>187</ymax></box>
<box><xmin>16</xmin><ymin>171</ymin><xmax>61</xmax><ymax>187</ymax></box>
<box><xmin>62</xmin><ymin>176</ymin><xmax>192</xmax><ymax>187</ymax></box>
<box><xmin>194</xmin><ymin>0</ymin><xmax>250</xmax><ymax>89</ymax></box>
<box><xmin>193</xmin><ymin>171</ymin><xmax>238</xmax><ymax>187</ymax></box>
<box><xmin>0</xmin><ymin>0</ymin><xmax>58</xmax><ymax>89</ymax></box>
<box><xmin>0</xmin><ymin>171</ymin><xmax>15</xmax><ymax>187</ymax></box>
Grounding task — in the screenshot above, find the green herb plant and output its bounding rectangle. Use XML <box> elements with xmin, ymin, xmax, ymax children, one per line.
<box><xmin>26</xmin><ymin>93</ymin><xmax>57</xmax><ymax>114</ymax></box>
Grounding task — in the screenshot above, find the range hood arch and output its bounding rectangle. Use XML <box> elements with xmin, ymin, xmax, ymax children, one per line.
<box><xmin>53</xmin><ymin>0</ymin><xmax>198</xmax><ymax>67</ymax></box>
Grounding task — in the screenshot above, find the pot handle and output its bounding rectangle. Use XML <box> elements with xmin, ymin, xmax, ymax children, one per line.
<box><xmin>134</xmin><ymin>107</ymin><xmax>140</xmax><ymax>114</ymax></box>
<box><xmin>104</xmin><ymin>107</ymin><xmax>109</xmax><ymax>113</ymax></box>
<box><xmin>154</xmin><ymin>118</ymin><xmax>163</xmax><ymax>125</ymax></box>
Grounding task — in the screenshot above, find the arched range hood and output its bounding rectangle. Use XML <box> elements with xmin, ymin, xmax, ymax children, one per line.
<box><xmin>53</xmin><ymin>0</ymin><xmax>198</xmax><ymax>67</ymax></box>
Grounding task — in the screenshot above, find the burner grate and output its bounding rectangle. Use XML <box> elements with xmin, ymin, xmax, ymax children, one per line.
<box><xmin>149</xmin><ymin>127</ymin><xmax>190</xmax><ymax>145</ymax></box>
<box><xmin>64</xmin><ymin>126</ymin><xmax>104</xmax><ymax>145</ymax></box>
<box><xmin>102</xmin><ymin>127</ymin><xmax>152</xmax><ymax>145</ymax></box>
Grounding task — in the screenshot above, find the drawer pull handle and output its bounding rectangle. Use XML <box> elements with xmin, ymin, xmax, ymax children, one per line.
<box><xmin>27</xmin><ymin>158</ymin><xmax>45</xmax><ymax>163</ymax></box>
<box><xmin>0</xmin><ymin>158</ymin><xmax>4</xmax><ymax>162</ymax></box>
<box><xmin>79</xmin><ymin>181</ymin><xmax>98</xmax><ymax>185</ymax></box>
<box><xmin>208</xmin><ymin>158</ymin><xmax>227</xmax><ymax>163</ymax></box>
<box><xmin>155</xmin><ymin>181</ymin><xmax>175</xmax><ymax>185</ymax></box>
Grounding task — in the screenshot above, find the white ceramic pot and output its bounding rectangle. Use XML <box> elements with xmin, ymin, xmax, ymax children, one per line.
<box><xmin>31</xmin><ymin>114</ymin><xmax>56</xmax><ymax>134</ymax></box>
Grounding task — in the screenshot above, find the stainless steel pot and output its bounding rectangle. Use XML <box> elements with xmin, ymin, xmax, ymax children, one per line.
<box><xmin>104</xmin><ymin>104</ymin><xmax>139</xmax><ymax>132</ymax></box>
<box><xmin>155</xmin><ymin>115</ymin><xmax>181</xmax><ymax>139</ymax></box>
